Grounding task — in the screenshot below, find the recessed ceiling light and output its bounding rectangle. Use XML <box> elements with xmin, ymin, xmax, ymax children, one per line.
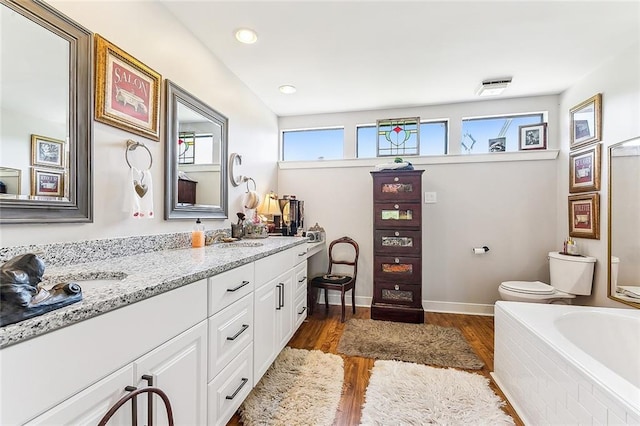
<box><xmin>235</xmin><ymin>28</ymin><xmax>258</xmax><ymax>44</ymax></box>
<box><xmin>279</xmin><ymin>85</ymin><xmax>297</xmax><ymax>94</ymax></box>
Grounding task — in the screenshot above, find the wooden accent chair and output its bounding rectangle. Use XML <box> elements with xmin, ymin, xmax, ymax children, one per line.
<box><xmin>308</xmin><ymin>236</ymin><xmax>359</xmax><ymax>322</ymax></box>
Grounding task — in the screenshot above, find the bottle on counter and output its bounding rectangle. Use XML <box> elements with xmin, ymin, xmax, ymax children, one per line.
<box><xmin>192</xmin><ymin>218</ymin><xmax>205</xmax><ymax>248</ymax></box>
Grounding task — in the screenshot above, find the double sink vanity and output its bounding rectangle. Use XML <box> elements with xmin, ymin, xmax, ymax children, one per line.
<box><xmin>0</xmin><ymin>236</ymin><xmax>324</xmax><ymax>425</ymax></box>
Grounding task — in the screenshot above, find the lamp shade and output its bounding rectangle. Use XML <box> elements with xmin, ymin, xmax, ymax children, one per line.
<box><xmin>258</xmin><ymin>192</ymin><xmax>281</xmax><ymax>216</ymax></box>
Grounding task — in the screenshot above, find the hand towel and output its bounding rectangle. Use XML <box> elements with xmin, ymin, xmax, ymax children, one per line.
<box><xmin>130</xmin><ymin>167</ymin><xmax>154</xmax><ymax>218</ymax></box>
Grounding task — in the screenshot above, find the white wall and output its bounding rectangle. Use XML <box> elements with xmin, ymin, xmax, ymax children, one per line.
<box><xmin>558</xmin><ymin>42</ymin><xmax>640</xmax><ymax>308</ymax></box>
<box><xmin>0</xmin><ymin>1</ymin><xmax>279</xmax><ymax>246</ymax></box>
<box><xmin>279</xmin><ymin>96</ymin><xmax>560</xmax><ymax>314</ymax></box>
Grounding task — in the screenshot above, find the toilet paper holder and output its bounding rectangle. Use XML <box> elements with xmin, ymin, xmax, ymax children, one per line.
<box><xmin>473</xmin><ymin>246</ymin><xmax>490</xmax><ymax>254</ymax></box>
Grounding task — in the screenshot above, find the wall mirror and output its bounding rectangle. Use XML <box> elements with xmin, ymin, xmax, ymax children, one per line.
<box><xmin>608</xmin><ymin>136</ymin><xmax>640</xmax><ymax>308</ymax></box>
<box><xmin>165</xmin><ymin>80</ymin><xmax>228</xmax><ymax>220</ymax></box>
<box><xmin>0</xmin><ymin>0</ymin><xmax>92</xmax><ymax>223</ymax></box>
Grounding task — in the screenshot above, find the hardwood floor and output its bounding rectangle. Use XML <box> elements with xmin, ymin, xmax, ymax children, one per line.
<box><xmin>228</xmin><ymin>305</ymin><xmax>523</xmax><ymax>425</ymax></box>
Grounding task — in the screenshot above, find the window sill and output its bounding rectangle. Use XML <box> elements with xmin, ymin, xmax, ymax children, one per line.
<box><xmin>278</xmin><ymin>149</ymin><xmax>559</xmax><ymax>170</ymax></box>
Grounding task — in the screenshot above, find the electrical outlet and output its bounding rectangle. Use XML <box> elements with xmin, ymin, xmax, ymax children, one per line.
<box><xmin>424</xmin><ymin>192</ymin><xmax>437</xmax><ymax>204</ymax></box>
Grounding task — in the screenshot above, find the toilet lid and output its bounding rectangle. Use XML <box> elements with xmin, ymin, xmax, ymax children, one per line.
<box><xmin>500</xmin><ymin>280</ymin><xmax>555</xmax><ymax>295</ymax></box>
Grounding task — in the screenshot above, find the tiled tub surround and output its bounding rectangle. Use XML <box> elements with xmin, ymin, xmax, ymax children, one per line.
<box><xmin>493</xmin><ymin>301</ymin><xmax>640</xmax><ymax>425</ymax></box>
<box><xmin>0</xmin><ymin>234</ymin><xmax>308</xmax><ymax>348</ymax></box>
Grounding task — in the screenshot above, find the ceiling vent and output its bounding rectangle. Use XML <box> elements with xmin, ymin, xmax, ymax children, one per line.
<box><xmin>476</xmin><ymin>77</ymin><xmax>512</xmax><ymax>96</ymax></box>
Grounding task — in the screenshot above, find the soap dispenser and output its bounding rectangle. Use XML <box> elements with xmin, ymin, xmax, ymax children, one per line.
<box><xmin>192</xmin><ymin>218</ymin><xmax>205</xmax><ymax>248</ymax></box>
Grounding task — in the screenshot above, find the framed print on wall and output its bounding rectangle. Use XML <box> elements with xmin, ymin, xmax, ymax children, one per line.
<box><xmin>568</xmin><ymin>193</ymin><xmax>600</xmax><ymax>240</ymax></box>
<box><xmin>569</xmin><ymin>144</ymin><xmax>601</xmax><ymax>193</ymax></box>
<box><xmin>31</xmin><ymin>135</ymin><xmax>65</xmax><ymax>168</ymax></box>
<box><xmin>31</xmin><ymin>168</ymin><xmax>65</xmax><ymax>197</ymax></box>
<box><xmin>569</xmin><ymin>93</ymin><xmax>602</xmax><ymax>150</ymax></box>
<box><xmin>518</xmin><ymin>123</ymin><xmax>547</xmax><ymax>151</ymax></box>
<box><xmin>95</xmin><ymin>34</ymin><xmax>161</xmax><ymax>141</ymax></box>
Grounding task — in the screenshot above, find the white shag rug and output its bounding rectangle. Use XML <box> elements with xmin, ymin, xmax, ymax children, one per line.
<box><xmin>239</xmin><ymin>347</ymin><xmax>344</xmax><ymax>426</ymax></box>
<box><xmin>360</xmin><ymin>360</ymin><xmax>514</xmax><ymax>426</ymax></box>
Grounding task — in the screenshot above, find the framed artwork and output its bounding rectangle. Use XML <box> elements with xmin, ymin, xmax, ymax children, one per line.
<box><xmin>568</xmin><ymin>193</ymin><xmax>600</xmax><ymax>240</ymax></box>
<box><xmin>570</xmin><ymin>93</ymin><xmax>602</xmax><ymax>149</ymax></box>
<box><xmin>31</xmin><ymin>168</ymin><xmax>65</xmax><ymax>197</ymax></box>
<box><xmin>95</xmin><ymin>34</ymin><xmax>161</xmax><ymax>141</ymax></box>
<box><xmin>31</xmin><ymin>135</ymin><xmax>65</xmax><ymax>168</ymax></box>
<box><xmin>569</xmin><ymin>144</ymin><xmax>601</xmax><ymax>193</ymax></box>
<box><xmin>518</xmin><ymin>123</ymin><xmax>547</xmax><ymax>151</ymax></box>
<box><xmin>488</xmin><ymin>137</ymin><xmax>506</xmax><ymax>152</ymax></box>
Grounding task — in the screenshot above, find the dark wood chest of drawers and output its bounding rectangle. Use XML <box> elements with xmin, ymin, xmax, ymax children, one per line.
<box><xmin>370</xmin><ymin>170</ymin><xmax>424</xmax><ymax>323</ymax></box>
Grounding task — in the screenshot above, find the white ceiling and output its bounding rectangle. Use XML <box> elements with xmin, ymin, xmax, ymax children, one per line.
<box><xmin>164</xmin><ymin>1</ymin><xmax>639</xmax><ymax>117</ymax></box>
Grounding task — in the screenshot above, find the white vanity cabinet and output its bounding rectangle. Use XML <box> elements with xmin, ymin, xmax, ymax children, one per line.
<box><xmin>3</xmin><ymin>279</ymin><xmax>208</xmax><ymax>426</ymax></box>
<box><xmin>253</xmin><ymin>246</ymin><xmax>308</xmax><ymax>385</ymax></box>
<box><xmin>206</xmin><ymin>262</ymin><xmax>255</xmax><ymax>426</ymax></box>
<box><xmin>27</xmin><ymin>321</ymin><xmax>208</xmax><ymax>425</ymax></box>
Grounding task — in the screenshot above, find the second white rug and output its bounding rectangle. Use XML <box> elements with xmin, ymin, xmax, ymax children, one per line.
<box><xmin>360</xmin><ymin>360</ymin><xmax>514</xmax><ymax>425</ymax></box>
<box><xmin>239</xmin><ymin>347</ymin><xmax>344</xmax><ymax>426</ymax></box>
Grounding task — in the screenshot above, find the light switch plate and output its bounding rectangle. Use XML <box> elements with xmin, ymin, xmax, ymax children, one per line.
<box><xmin>424</xmin><ymin>192</ymin><xmax>437</xmax><ymax>204</ymax></box>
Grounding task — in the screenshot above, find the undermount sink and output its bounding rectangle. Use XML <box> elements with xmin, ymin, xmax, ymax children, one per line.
<box><xmin>41</xmin><ymin>272</ymin><xmax>127</xmax><ymax>291</ymax></box>
<box><xmin>215</xmin><ymin>241</ymin><xmax>264</xmax><ymax>248</ymax></box>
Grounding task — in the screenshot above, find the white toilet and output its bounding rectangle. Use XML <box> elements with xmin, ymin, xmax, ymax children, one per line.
<box><xmin>499</xmin><ymin>251</ymin><xmax>596</xmax><ymax>304</ymax></box>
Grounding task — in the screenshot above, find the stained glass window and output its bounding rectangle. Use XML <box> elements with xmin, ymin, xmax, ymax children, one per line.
<box><xmin>376</xmin><ymin>117</ymin><xmax>420</xmax><ymax>157</ymax></box>
<box><xmin>178</xmin><ymin>131</ymin><xmax>195</xmax><ymax>164</ymax></box>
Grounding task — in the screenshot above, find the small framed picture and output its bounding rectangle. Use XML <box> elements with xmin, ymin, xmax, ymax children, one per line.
<box><xmin>568</xmin><ymin>193</ymin><xmax>600</xmax><ymax>240</ymax></box>
<box><xmin>95</xmin><ymin>35</ymin><xmax>161</xmax><ymax>141</ymax></box>
<box><xmin>488</xmin><ymin>137</ymin><xmax>506</xmax><ymax>152</ymax></box>
<box><xmin>518</xmin><ymin>123</ymin><xmax>547</xmax><ymax>151</ymax></box>
<box><xmin>570</xmin><ymin>93</ymin><xmax>602</xmax><ymax>149</ymax></box>
<box><xmin>31</xmin><ymin>168</ymin><xmax>65</xmax><ymax>197</ymax></box>
<box><xmin>569</xmin><ymin>144</ymin><xmax>601</xmax><ymax>193</ymax></box>
<box><xmin>31</xmin><ymin>135</ymin><xmax>65</xmax><ymax>168</ymax></box>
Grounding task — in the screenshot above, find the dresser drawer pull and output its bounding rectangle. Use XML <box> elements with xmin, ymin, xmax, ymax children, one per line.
<box><xmin>394</xmin><ymin>177</ymin><xmax>399</xmax><ymax>182</ymax></box>
<box><xmin>298</xmin><ymin>251</ymin><xmax>307</xmax><ymax>257</ymax></box>
<box><xmin>394</xmin><ymin>284</ymin><xmax>400</xmax><ymax>291</ymax></box>
<box><xmin>226</xmin><ymin>324</ymin><xmax>249</xmax><ymax>341</ymax></box>
<box><xmin>298</xmin><ymin>276</ymin><xmax>307</xmax><ymax>283</ymax></box>
<box><xmin>227</xmin><ymin>280</ymin><xmax>250</xmax><ymax>292</ymax></box>
<box><xmin>298</xmin><ymin>306</ymin><xmax>307</xmax><ymax>315</ymax></box>
<box><xmin>395</xmin><ymin>231</ymin><xmax>400</xmax><ymax>237</ymax></box>
<box><xmin>395</xmin><ymin>258</ymin><xmax>400</xmax><ymax>263</ymax></box>
<box><xmin>394</xmin><ymin>204</ymin><xmax>399</xmax><ymax>209</ymax></box>
<box><xmin>225</xmin><ymin>378</ymin><xmax>249</xmax><ymax>400</ymax></box>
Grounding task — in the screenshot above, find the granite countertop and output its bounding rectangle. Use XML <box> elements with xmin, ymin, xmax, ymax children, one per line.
<box><xmin>0</xmin><ymin>237</ymin><xmax>311</xmax><ymax>349</ymax></box>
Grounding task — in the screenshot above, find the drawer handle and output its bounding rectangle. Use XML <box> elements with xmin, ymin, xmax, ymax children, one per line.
<box><xmin>227</xmin><ymin>280</ymin><xmax>250</xmax><ymax>292</ymax></box>
<box><xmin>298</xmin><ymin>276</ymin><xmax>307</xmax><ymax>283</ymax></box>
<box><xmin>394</xmin><ymin>231</ymin><xmax>400</xmax><ymax>237</ymax></box>
<box><xmin>394</xmin><ymin>284</ymin><xmax>400</xmax><ymax>291</ymax></box>
<box><xmin>394</xmin><ymin>258</ymin><xmax>400</xmax><ymax>263</ymax></box>
<box><xmin>298</xmin><ymin>306</ymin><xmax>307</xmax><ymax>315</ymax></box>
<box><xmin>225</xmin><ymin>377</ymin><xmax>249</xmax><ymax>400</ymax></box>
<box><xmin>298</xmin><ymin>251</ymin><xmax>307</xmax><ymax>257</ymax></box>
<box><xmin>394</xmin><ymin>204</ymin><xmax>399</xmax><ymax>209</ymax></box>
<box><xmin>394</xmin><ymin>177</ymin><xmax>399</xmax><ymax>182</ymax></box>
<box><xmin>226</xmin><ymin>324</ymin><xmax>249</xmax><ymax>341</ymax></box>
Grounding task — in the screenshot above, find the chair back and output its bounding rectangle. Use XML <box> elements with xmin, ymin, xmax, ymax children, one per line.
<box><xmin>328</xmin><ymin>236</ymin><xmax>359</xmax><ymax>281</ymax></box>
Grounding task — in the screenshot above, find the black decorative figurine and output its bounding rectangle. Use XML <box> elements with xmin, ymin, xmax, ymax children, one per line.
<box><xmin>0</xmin><ymin>254</ymin><xmax>82</xmax><ymax>327</ymax></box>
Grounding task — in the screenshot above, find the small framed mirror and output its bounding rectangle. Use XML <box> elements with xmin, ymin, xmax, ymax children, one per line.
<box><xmin>608</xmin><ymin>136</ymin><xmax>640</xmax><ymax>308</ymax></box>
<box><xmin>165</xmin><ymin>80</ymin><xmax>228</xmax><ymax>220</ymax></box>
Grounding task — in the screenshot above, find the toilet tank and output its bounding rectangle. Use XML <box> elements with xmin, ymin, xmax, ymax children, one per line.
<box><xmin>549</xmin><ymin>251</ymin><xmax>597</xmax><ymax>295</ymax></box>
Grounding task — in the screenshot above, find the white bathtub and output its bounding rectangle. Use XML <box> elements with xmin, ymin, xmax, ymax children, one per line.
<box><xmin>492</xmin><ymin>301</ymin><xmax>640</xmax><ymax>425</ymax></box>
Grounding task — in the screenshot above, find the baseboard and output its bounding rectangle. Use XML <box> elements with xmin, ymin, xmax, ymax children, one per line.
<box><xmin>317</xmin><ymin>295</ymin><xmax>494</xmax><ymax>316</ymax></box>
<box><xmin>422</xmin><ymin>300</ymin><xmax>495</xmax><ymax>316</ymax></box>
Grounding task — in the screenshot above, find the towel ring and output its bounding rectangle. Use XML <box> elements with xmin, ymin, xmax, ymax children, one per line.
<box><xmin>125</xmin><ymin>139</ymin><xmax>153</xmax><ymax>170</ymax></box>
<box><xmin>245</xmin><ymin>177</ymin><xmax>256</xmax><ymax>192</ymax></box>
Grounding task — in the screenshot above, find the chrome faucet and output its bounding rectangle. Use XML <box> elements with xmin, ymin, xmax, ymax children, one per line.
<box><xmin>207</xmin><ymin>231</ymin><xmax>228</xmax><ymax>245</ymax></box>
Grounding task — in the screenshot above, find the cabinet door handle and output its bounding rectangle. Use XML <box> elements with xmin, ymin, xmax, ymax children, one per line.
<box><xmin>298</xmin><ymin>306</ymin><xmax>307</xmax><ymax>315</ymax></box>
<box><xmin>227</xmin><ymin>280</ymin><xmax>250</xmax><ymax>292</ymax></box>
<box><xmin>141</xmin><ymin>375</ymin><xmax>153</xmax><ymax>425</ymax></box>
<box><xmin>276</xmin><ymin>284</ymin><xmax>283</xmax><ymax>310</ymax></box>
<box><xmin>298</xmin><ymin>276</ymin><xmax>307</xmax><ymax>283</ymax></box>
<box><xmin>226</xmin><ymin>324</ymin><xmax>249</xmax><ymax>341</ymax></box>
<box><xmin>225</xmin><ymin>377</ymin><xmax>249</xmax><ymax>400</ymax></box>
